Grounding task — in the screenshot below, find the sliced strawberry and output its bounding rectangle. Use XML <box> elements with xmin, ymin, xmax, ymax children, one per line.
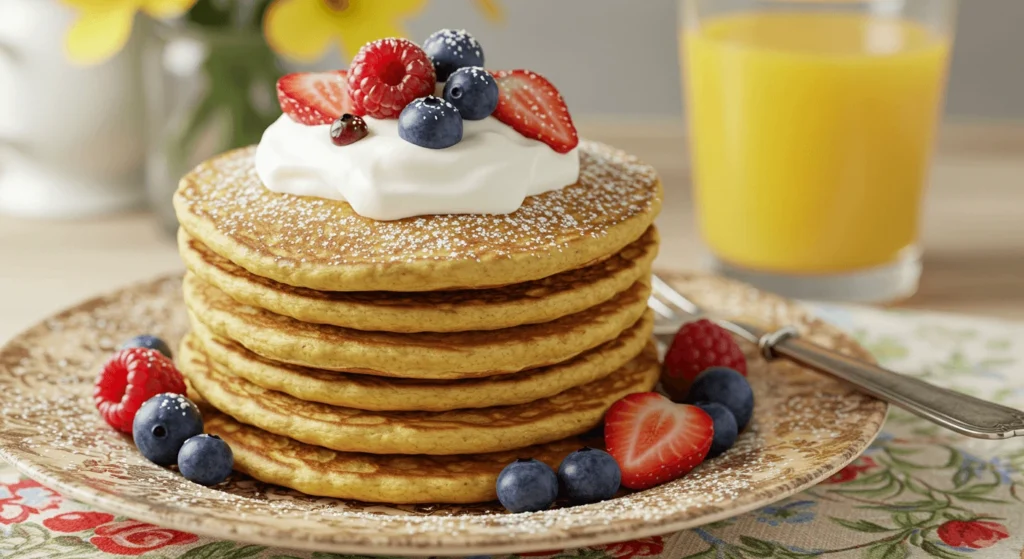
<box><xmin>604</xmin><ymin>392</ymin><xmax>714</xmax><ymax>490</ymax></box>
<box><xmin>276</xmin><ymin>70</ymin><xmax>352</xmax><ymax>126</ymax></box>
<box><xmin>492</xmin><ymin>69</ymin><xmax>579</xmax><ymax>154</ymax></box>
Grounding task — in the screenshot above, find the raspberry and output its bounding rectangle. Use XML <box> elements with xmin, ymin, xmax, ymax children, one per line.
<box><xmin>347</xmin><ymin>38</ymin><xmax>436</xmax><ymax>119</ymax></box>
<box><xmin>94</xmin><ymin>348</ymin><xmax>186</xmax><ymax>433</ymax></box>
<box><xmin>661</xmin><ymin>319</ymin><xmax>747</xmax><ymax>401</ymax></box>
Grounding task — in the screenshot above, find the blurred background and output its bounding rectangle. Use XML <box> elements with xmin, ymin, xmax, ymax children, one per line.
<box><xmin>1</xmin><ymin>0</ymin><xmax>1022</xmax><ymax>340</ymax></box>
<box><xmin>405</xmin><ymin>0</ymin><xmax>1024</xmax><ymax>120</ymax></box>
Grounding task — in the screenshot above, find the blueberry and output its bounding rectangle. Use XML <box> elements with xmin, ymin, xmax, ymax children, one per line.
<box><xmin>692</xmin><ymin>402</ymin><xmax>738</xmax><ymax>458</ymax></box>
<box><xmin>132</xmin><ymin>393</ymin><xmax>203</xmax><ymax>466</ymax></box>
<box><xmin>496</xmin><ymin>458</ymin><xmax>558</xmax><ymax>513</ymax></box>
<box><xmin>423</xmin><ymin>29</ymin><xmax>484</xmax><ymax>81</ymax></box>
<box><xmin>443</xmin><ymin>67</ymin><xmax>498</xmax><ymax>121</ymax></box>
<box><xmin>120</xmin><ymin>335</ymin><xmax>172</xmax><ymax>359</ymax></box>
<box><xmin>178</xmin><ymin>434</ymin><xmax>234</xmax><ymax>486</ymax></box>
<box><xmin>398</xmin><ymin>96</ymin><xmax>463</xmax><ymax>149</ymax></box>
<box><xmin>557</xmin><ymin>447</ymin><xmax>620</xmax><ymax>505</ymax></box>
<box><xmin>686</xmin><ymin>367</ymin><xmax>754</xmax><ymax>431</ymax></box>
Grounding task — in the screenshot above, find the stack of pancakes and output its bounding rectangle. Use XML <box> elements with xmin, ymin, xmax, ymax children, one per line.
<box><xmin>173</xmin><ymin>142</ymin><xmax>663</xmax><ymax>504</ymax></box>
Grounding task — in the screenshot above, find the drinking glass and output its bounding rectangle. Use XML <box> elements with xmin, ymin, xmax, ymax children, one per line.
<box><xmin>679</xmin><ymin>0</ymin><xmax>956</xmax><ymax>302</ymax></box>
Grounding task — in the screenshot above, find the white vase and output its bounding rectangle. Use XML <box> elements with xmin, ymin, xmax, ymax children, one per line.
<box><xmin>0</xmin><ymin>0</ymin><xmax>145</xmax><ymax>218</ymax></box>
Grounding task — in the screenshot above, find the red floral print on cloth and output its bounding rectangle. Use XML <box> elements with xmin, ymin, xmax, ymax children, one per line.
<box><xmin>823</xmin><ymin>456</ymin><xmax>879</xmax><ymax>484</ymax></box>
<box><xmin>520</xmin><ymin>536</ymin><xmax>664</xmax><ymax>559</ymax></box>
<box><xmin>89</xmin><ymin>520</ymin><xmax>198</xmax><ymax>556</ymax></box>
<box><xmin>0</xmin><ymin>479</ymin><xmax>61</xmax><ymax>525</ymax></box>
<box><xmin>43</xmin><ymin>511</ymin><xmax>115</xmax><ymax>532</ymax></box>
<box><xmin>937</xmin><ymin>520</ymin><xmax>1010</xmax><ymax>550</ymax></box>
<box><xmin>598</xmin><ymin>536</ymin><xmax>665</xmax><ymax>558</ymax></box>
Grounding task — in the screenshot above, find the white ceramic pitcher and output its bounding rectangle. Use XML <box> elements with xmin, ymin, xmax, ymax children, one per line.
<box><xmin>0</xmin><ymin>0</ymin><xmax>146</xmax><ymax>218</ymax></box>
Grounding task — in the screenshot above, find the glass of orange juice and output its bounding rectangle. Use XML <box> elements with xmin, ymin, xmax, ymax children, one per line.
<box><xmin>680</xmin><ymin>0</ymin><xmax>955</xmax><ymax>302</ymax></box>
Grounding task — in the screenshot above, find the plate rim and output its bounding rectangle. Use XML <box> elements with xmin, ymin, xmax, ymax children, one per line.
<box><xmin>0</xmin><ymin>273</ymin><xmax>889</xmax><ymax>556</ymax></box>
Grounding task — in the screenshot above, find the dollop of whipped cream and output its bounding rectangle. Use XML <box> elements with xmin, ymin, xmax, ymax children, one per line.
<box><xmin>254</xmin><ymin>115</ymin><xmax>580</xmax><ymax>221</ymax></box>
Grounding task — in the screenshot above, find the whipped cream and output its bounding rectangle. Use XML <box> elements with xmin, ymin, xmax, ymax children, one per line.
<box><xmin>254</xmin><ymin>114</ymin><xmax>580</xmax><ymax>221</ymax></box>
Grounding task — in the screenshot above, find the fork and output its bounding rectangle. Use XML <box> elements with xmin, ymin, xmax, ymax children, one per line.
<box><xmin>649</xmin><ymin>275</ymin><xmax>1024</xmax><ymax>440</ymax></box>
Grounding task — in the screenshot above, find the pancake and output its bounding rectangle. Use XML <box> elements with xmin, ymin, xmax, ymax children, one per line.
<box><xmin>181</xmin><ymin>336</ymin><xmax>659</xmax><ymax>455</ymax></box>
<box><xmin>203</xmin><ymin>411</ymin><xmax>591</xmax><ymax>504</ymax></box>
<box><xmin>183</xmin><ymin>273</ymin><xmax>651</xmax><ymax>379</ymax></box>
<box><xmin>191</xmin><ymin>312</ymin><xmax>654</xmax><ymax>411</ymax></box>
<box><xmin>178</xmin><ymin>227</ymin><xmax>659</xmax><ymax>333</ymax></box>
<box><xmin>173</xmin><ymin>142</ymin><xmax>662</xmax><ymax>292</ymax></box>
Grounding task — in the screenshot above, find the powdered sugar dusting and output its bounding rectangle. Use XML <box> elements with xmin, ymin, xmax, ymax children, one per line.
<box><xmin>424</xmin><ymin>29</ymin><xmax>483</xmax><ymax>61</ymax></box>
<box><xmin>0</xmin><ymin>274</ymin><xmax>885</xmax><ymax>554</ymax></box>
<box><xmin>178</xmin><ymin>141</ymin><xmax>659</xmax><ymax>268</ymax></box>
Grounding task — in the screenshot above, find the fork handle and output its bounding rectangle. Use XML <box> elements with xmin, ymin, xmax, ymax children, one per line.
<box><xmin>770</xmin><ymin>335</ymin><xmax>1024</xmax><ymax>439</ymax></box>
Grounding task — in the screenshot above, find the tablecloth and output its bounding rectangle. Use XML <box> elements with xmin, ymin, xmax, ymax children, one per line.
<box><xmin>2</xmin><ymin>304</ymin><xmax>1023</xmax><ymax>558</ymax></box>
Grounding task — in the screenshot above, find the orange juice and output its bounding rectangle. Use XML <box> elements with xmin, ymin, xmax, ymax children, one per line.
<box><xmin>683</xmin><ymin>12</ymin><xmax>950</xmax><ymax>273</ymax></box>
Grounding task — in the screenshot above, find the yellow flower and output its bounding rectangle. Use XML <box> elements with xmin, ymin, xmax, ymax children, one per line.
<box><xmin>264</xmin><ymin>0</ymin><xmax>426</xmax><ymax>63</ymax></box>
<box><xmin>264</xmin><ymin>0</ymin><xmax>504</xmax><ymax>63</ymax></box>
<box><xmin>473</xmin><ymin>0</ymin><xmax>504</xmax><ymax>23</ymax></box>
<box><xmin>62</xmin><ymin>0</ymin><xmax>197</xmax><ymax>65</ymax></box>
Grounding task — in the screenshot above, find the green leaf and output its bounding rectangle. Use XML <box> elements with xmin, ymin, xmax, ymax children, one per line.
<box><xmin>990</xmin><ymin>388</ymin><xmax>1016</xmax><ymax>403</ymax></box>
<box><xmin>865</xmin><ymin>541</ymin><xmax>910</xmax><ymax>559</ymax></box>
<box><xmin>960</xmin><ymin>478</ymin><xmax>1002</xmax><ymax>494</ymax></box>
<box><xmin>176</xmin><ymin>542</ymin><xmax>266</xmax><ymax>559</ymax></box>
<box><xmin>836</xmin><ymin>476</ymin><xmax>900</xmax><ymax>499</ymax></box>
<box><xmin>886</xmin><ymin>447</ymin><xmax>920</xmax><ymax>456</ymax></box>
<box><xmin>187</xmin><ymin>0</ymin><xmax>233</xmax><ymax>26</ymax></box>
<box><xmin>893</xmin><ymin>513</ymin><xmax>916</xmax><ymax>528</ymax></box>
<box><xmin>704</xmin><ymin>519</ymin><xmax>736</xmax><ymax>529</ymax></box>
<box><xmin>904</xmin><ymin>476</ymin><xmax>932</xmax><ymax>496</ymax></box>
<box><xmin>952</xmin><ymin>467</ymin><xmax>974</xmax><ymax>488</ymax></box>
<box><xmin>222</xmin><ymin>545</ymin><xmax>269</xmax><ymax>559</ymax></box>
<box><xmin>920</xmin><ymin>541</ymin><xmax>968</xmax><ymax>559</ymax></box>
<box><xmin>831</xmin><ymin>518</ymin><xmax>896</xmax><ymax>533</ymax></box>
<box><xmin>942</xmin><ymin>449</ymin><xmax>963</xmax><ymax>469</ymax></box>
<box><xmin>949</xmin><ymin>494</ymin><xmax>1008</xmax><ymax>504</ymax></box>
<box><xmin>312</xmin><ymin>553</ymin><xmax>370</xmax><ymax>559</ymax></box>
<box><xmin>50</xmin><ymin>536</ymin><xmax>91</xmax><ymax>548</ymax></box>
<box><xmin>739</xmin><ymin>536</ymin><xmax>777</xmax><ymax>557</ymax></box>
<box><xmin>845</xmin><ymin>470</ymin><xmax>891</xmax><ymax>486</ymax></box>
<box><xmin>861</xmin><ymin>500</ymin><xmax>949</xmax><ymax>513</ymax></box>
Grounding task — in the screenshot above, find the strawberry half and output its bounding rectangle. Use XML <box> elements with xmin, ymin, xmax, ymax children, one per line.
<box><xmin>604</xmin><ymin>392</ymin><xmax>714</xmax><ymax>490</ymax></box>
<box><xmin>492</xmin><ymin>69</ymin><xmax>579</xmax><ymax>154</ymax></box>
<box><xmin>276</xmin><ymin>70</ymin><xmax>352</xmax><ymax>126</ymax></box>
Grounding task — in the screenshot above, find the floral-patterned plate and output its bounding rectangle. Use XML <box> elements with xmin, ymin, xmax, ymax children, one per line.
<box><xmin>0</xmin><ymin>274</ymin><xmax>886</xmax><ymax>556</ymax></box>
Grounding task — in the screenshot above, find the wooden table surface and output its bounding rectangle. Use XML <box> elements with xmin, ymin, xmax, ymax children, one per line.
<box><xmin>2</xmin><ymin>121</ymin><xmax>1022</xmax><ymax>343</ymax></box>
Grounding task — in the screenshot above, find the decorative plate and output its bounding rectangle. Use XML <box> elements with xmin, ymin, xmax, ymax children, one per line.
<box><xmin>0</xmin><ymin>273</ymin><xmax>886</xmax><ymax>556</ymax></box>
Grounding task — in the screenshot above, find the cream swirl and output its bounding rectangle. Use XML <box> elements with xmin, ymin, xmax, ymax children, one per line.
<box><xmin>254</xmin><ymin>114</ymin><xmax>580</xmax><ymax>221</ymax></box>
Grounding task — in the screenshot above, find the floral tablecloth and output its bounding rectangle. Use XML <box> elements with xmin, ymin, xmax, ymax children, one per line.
<box><xmin>3</xmin><ymin>305</ymin><xmax>1023</xmax><ymax>558</ymax></box>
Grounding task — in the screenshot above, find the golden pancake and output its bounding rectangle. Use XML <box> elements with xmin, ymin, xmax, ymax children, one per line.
<box><xmin>203</xmin><ymin>411</ymin><xmax>591</xmax><ymax>504</ymax></box>
<box><xmin>183</xmin><ymin>273</ymin><xmax>651</xmax><ymax>379</ymax></box>
<box><xmin>190</xmin><ymin>312</ymin><xmax>654</xmax><ymax>411</ymax></box>
<box><xmin>173</xmin><ymin>143</ymin><xmax>662</xmax><ymax>292</ymax></box>
<box><xmin>182</xmin><ymin>336</ymin><xmax>659</xmax><ymax>455</ymax></box>
<box><xmin>178</xmin><ymin>227</ymin><xmax>659</xmax><ymax>332</ymax></box>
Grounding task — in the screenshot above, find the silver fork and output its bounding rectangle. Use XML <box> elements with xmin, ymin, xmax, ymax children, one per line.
<box><xmin>649</xmin><ymin>275</ymin><xmax>1024</xmax><ymax>440</ymax></box>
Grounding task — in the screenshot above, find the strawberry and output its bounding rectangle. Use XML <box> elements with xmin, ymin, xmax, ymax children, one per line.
<box><xmin>604</xmin><ymin>392</ymin><xmax>713</xmax><ymax>490</ymax></box>
<box><xmin>492</xmin><ymin>69</ymin><xmax>579</xmax><ymax>154</ymax></box>
<box><xmin>276</xmin><ymin>70</ymin><xmax>352</xmax><ymax>126</ymax></box>
<box><xmin>94</xmin><ymin>348</ymin><xmax>186</xmax><ymax>433</ymax></box>
<box><xmin>661</xmin><ymin>319</ymin><xmax>747</xmax><ymax>401</ymax></box>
